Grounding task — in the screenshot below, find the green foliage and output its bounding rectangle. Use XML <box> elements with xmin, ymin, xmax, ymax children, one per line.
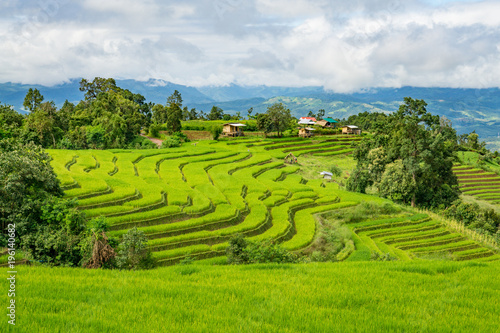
<box><xmin>370</xmin><ymin>252</ymin><xmax>398</xmax><ymax>261</ymax></box>
<box><xmin>208</xmin><ymin>106</ymin><xmax>224</xmax><ymax>120</ymax></box>
<box><xmin>161</xmin><ymin>137</ymin><xmax>181</xmax><ymax>148</ymax></box>
<box><xmin>210</xmin><ymin>125</ymin><xmax>223</xmax><ymax>140</ymax></box>
<box><xmin>266</xmin><ymin>102</ymin><xmax>293</xmax><ymax>137</ymax></box>
<box><xmin>148</xmin><ymin>123</ymin><xmax>162</xmax><ymax>138</ymax></box>
<box><xmin>21</xmin><ymin>198</ymin><xmax>86</xmax><ymax>266</ymax></box>
<box><xmin>226</xmin><ymin>234</ymin><xmax>297</xmax><ymax>264</ymax></box>
<box><xmin>79</xmin><ymin>77</ymin><xmax>117</xmax><ymax>101</ymax></box>
<box><xmin>444</xmin><ymin>201</ymin><xmax>500</xmax><ymax>235</ymax></box>
<box><xmin>329</xmin><ymin>165</ymin><xmax>342</xmax><ymax>177</ymax></box>
<box><xmin>0</xmin><ymin>141</ymin><xmax>63</xmax><ymax>243</ymax></box>
<box><xmin>348</xmin><ymin>97</ymin><xmax>460</xmax><ymax>208</ymax></box>
<box><xmin>116</xmin><ymin>227</ymin><xmax>155</xmax><ymax>270</ymax></box>
<box><xmin>23</xmin><ymin>88</ymin><xmax>44</xmax><ymax>112</ymax></box>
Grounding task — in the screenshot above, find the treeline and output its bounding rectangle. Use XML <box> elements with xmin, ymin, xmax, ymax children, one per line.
<box><xmin>0</xmin><ymin>77</ymin><xmax>248</xmax><ymax>150</ymax></box>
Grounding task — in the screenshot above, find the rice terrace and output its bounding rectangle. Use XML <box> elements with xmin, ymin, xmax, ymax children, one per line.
<box><xmin>3</xmin><ymin>131</ymin><xmax>500</xmax><ymax>332</ymax></box>
<box><xmin>3</xmin><ymin>0</ymin><xmax>500</xmax><ymax>328</ymax></box>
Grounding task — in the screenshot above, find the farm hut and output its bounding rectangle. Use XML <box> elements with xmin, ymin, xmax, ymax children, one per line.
<box><xmin>320</xmin><ymin>117</ymin><xmax>338</xmax><ymax>128</ymax></box>
<box><xmin>222</xmin><ymin>123</ymin><xmax>246</xmax><ymax>137</ymax></box>
<box><xmin>298</xmin><ymin>119</ymin><xmax>316</xmax><ymax>125</ymax></box>
<box><xmin>319</xmin><ymin>171</ymin><xmax>333</xmax><ymax>180</ymax></box>
<box><xmin>299</xmin><ymin>127</ymin><xmax>315</xmax><ymax>138</ymax></box>
<box><xmin>342</xmin><ymin>125</ymin><xmax>361</xmax><ymax>135</ymax></box>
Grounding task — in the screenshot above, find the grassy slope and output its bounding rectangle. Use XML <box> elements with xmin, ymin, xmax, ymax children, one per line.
<box><xmin>2</xmin><ymin>261</ymin><xmax>499</xmax><ymax>332</ymax></box>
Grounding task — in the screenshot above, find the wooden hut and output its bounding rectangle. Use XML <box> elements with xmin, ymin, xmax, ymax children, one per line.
<box><xmin>222</xmin><ymin>123</ymin><xmax>246</xmax><ymax>137</ymax></box>
<box><xmin>342</xmin><ymin>125</ymin><xmax>361</xmax><ymax>135</ymax></box>
<box><xmin>319</xmin><ymin>171</ymin><xmax>333</xmax><ymax>180</ymax></box>
<box><xmin>299</xmin><ymin>127</ymin><xmax>315</xmax><ymax>138</ymax></box>
<box><xmin>317</xmin><ymin>117</ymin><xmax>338</xmax><ymax>128</ymax></box>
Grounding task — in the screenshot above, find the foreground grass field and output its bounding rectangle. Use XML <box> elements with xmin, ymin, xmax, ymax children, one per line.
<box><xmin>1</xmin><ymin>261</ymin><xmax>499</xmax><ymax>332</ymax></box>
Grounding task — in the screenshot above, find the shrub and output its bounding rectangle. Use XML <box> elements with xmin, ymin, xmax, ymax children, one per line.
<box><xmin>226</xmin><ymin>234</ymin><xmax>297</xmax><ymax>264</ymax></box>
<box><xmin>116</xmin><ymin>228</ymin><xmax>155</xmax><ymax>270</ymax></box>
<box><xmin>173</xmin><ymin>131</ymin><xmax>190</xmax><ymax>143</ymax></box>
<box><xmin>370</xmin><ymin>252</ymin><xmax>398</xmax><ymax>261</ymax></box>
<box><xmin>149</xmin><ymin>123</ymin><xmax>162</xmax><ymax>138</ymax></box>
<box><xmin>210</xmin><ymin>126</ymin><xmax>223</xmax><ymax>140</ymax></box>
<box><xmin>161</xmin><ymin>137</ymin><xmax>181</xmax><ymax>148</ymax></box>
<box><xmin>330</xmin><ymin>165</ymin><xmax>342</xmax><ymax>177</ymax></box>
<box><xmin>80</xmin><ymin>217</ymin><xmax>117</xmax><ymax>269</ymax></box>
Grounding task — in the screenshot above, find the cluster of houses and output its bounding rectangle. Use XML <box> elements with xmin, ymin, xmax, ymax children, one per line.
<box><xmin>297</xmin><ymin>117</ymin><xmax>361</xmax><ymax>138</ymax></box>
<box><xmin>220</xmin><ymin>116</ymin><xmax>361</xmax><ymax>138</ymax></box>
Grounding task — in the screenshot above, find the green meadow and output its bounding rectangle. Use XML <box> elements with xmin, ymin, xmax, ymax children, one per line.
<box><xmin>1</xmin><ymin>261</ymin><xmax>499</xmax><ymax>332</ymax></box>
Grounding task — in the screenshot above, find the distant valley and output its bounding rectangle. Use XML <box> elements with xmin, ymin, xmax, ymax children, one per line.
<box><xmin>1</xmin><ymin>79</ymin><xmax>499</xmax><ymax>150</ymax></box>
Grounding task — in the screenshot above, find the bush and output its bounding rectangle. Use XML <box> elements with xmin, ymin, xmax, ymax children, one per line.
<box><xmin>330</xmin><ymin>165</ymin><xmax>342</xmax><ymax>177</ymax></box>
<box><xmin>116</xmin><ymin>228</ymin><xmax>155</xmax><ymax>270</ymax></box>
<box><xmin>148</xmin><ymin>123</ymin><xmax>162</xmax><ymax>138</ymax></box>
<box><xmin>226</xmin><ymin>234</ymin><xmax>297</xmax><ymax>264</ymax></box>
<box><xmin>370</xmin><ymin>252</ymin><xmax>398</xmax><ymax>261</ymax></box>
<box><xmin>210</xmin><ymin>126</ymin><xmax>223</xmax><ymax>140</ymax></box>
<box><xmin>173</xmin><ymin>131</ymin><xmax>190</xmax><ymax>143</ymax></box>
<box><xmin>161</xmin><ymin>137</ymin><xmax>181</xmax><ymax>148</ymax></box>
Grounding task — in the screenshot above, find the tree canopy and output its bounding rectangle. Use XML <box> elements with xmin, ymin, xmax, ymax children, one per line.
<box><xmin>347</xmin><ymin>97</ymin><xmax>460</xmax><ymax>208</ymax></box>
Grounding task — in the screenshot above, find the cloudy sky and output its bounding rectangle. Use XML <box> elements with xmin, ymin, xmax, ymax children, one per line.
<box><xmin>1</xmin><ymin>0</ymin><xmax>499</xmax><ymax>92</ymax></box>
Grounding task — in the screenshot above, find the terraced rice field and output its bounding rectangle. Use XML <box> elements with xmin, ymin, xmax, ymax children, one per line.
<box><xmin>347</xmin><ymin>213</ymin><xmax>500</xmax><ymax>262</ymax></box>
<box><xmin>453</xmin><ymin>164</ymin><xmax>500</xmax><ymax>205</ymax></box>
<box><xmin>48</xmin><ymin>136</ymin><xmax>361</xmax><ymax>265</ymax></box>
<box><xmin>48</xmin><ymin>136</ymin><xmax>497</xmax><ymax>264</ymax></box>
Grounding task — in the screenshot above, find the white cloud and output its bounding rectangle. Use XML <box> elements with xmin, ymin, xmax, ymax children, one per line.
<box><xmin>0</xmin><ymin>0</ymin><xmax>499</xmax><ymax>91</ymax></box>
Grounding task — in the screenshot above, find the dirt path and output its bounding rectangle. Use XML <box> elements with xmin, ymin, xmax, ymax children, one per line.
<box><xmin>140</xmin><ymin>134</ymin><xmax>163</xmax><ymax>147</ymax></box>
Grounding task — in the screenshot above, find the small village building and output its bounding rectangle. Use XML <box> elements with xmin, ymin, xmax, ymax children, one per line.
<box><xmin>320</xmin><ymin>171</ymin><xmax>333</xmax><ymax>180</ymax></box>
<box><xmin>222</xmin><ymin>123</ymin><xmax>246</xmax><ymax>137</ymax></box>
<box><xmin>298</xmin><ymin>118</ymin><xmax>316</xmax><ymax>126</ymax></box>
<box><xmin>342</xmin><ymin>125</ymin><xmax>361</xmax><ymax>135</ymax></box>
<box><xmin>316</xmin><ymin>117</ymin><xmax>338</xmax><ymax>128</ymax></box>
<box><xmin>299</xmin><ymin>127</ymin><xmax>315</xmax><ymax>138</ymax></box>
<box><xmin>299</xmin><ymin>117</ymin><xmax>317</xmax><ymax>122</ymax></box>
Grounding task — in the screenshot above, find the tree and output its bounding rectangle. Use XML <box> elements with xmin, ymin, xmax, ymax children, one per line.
<box><xmin>116</xmin><ymin>228</ymin><xmax>154</xmax><ymax>270</ymax></box>
<box><xmin>347</xmin><ymin>97</ymin><xmax>460</xmax><ymax>208</ymax></box>
<box><xmin>266</xmin><ymin>103</ymin><xmax>292</xmax><ymax>137</ymax></box>
<box><xmin>0</xmin><ymin>104</ymin><xmax>24</xmax><ymax>139</ymax></box>
<box><xmin>23</xmin><ymin>88</ymin><xmax>44</xmax><ymax>112</ymax></box>
<box><xmin>21</xmin><ymin>198</ymin><xmax>86</xmax><ymax>266</ymax></box>
<box><xmin>167</xmin><ymin>90</ymin><xmax>183</xmax><ymax>108</ymax></box>
<box><xmin>307</xmin><ymin>110</ymin><xmax>315</xmax><ymax>118</ymax></box>
<box><xmin>208</xmin><ymin>106</ymin><xmax>224</xmax><ymax>120</ymax></box>
<box><xmin>152</xmin><ymin>104</ymin><xmax>167</xmax><ymax>124</ymax></box>
<box><xmin>247</xmin><ymin>107</ymin><xmax>253</xmax><ymax>119</ymax></box>
<box><xmin>166</xmin><ymin>103</ymin><xmax>182</xmax><ymax>134</ymax></box>
<box><xmin>256</xmin><ymin>113</ymin><xmax>272</xmax><ymax>138</ymax></box>
<box><xmin>317</xmin><ymin>109</ymin><xmax>325</xmax><ymax>120</ymax></box>
<box><xmin>188</xmin><ymin>108</ymin><xmax>198</xmax><ymax>120</ymax></box>
<box><xmin>79</xmin><ymin>77</ymin><xmax>117</xmax><ymax>101</ymax></box>
<box><xmin>0</xmin><ymin>141</ymin><xmax>63</xmax><ymax>245</ymax></box>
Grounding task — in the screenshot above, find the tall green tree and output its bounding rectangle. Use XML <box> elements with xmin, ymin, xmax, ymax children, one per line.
<box><xmin>165</xmin><ymin>91</ymin><xmax>183</xmax><ymax>134</ymax></box>
<box><xmin>347</xmin><ymin>97</ymin><xmax>460</xmax><ymax>208</ymax></box>
<box><xmin>79</xmin><ymin>77</ymin><xmax>117</xmax><ymax>101</ymax></box>
<box><xmin>0</xmin><ymin>141</ymin><xmax>63</xmax><ymax>244</ymax></box>
<box><xmin>208</xmin><ymin>106</ymin><xmax>224</xmax><ymax>120</ymax></box>
<box><xmin>266</xmin><ymin>103</ymin><xmax>292</xmax><ymax>137</ymax></box>
<box><xmin>23</xmin><ymin>88</ymin><xmax>44</xmax><ymax>112</ymax></box>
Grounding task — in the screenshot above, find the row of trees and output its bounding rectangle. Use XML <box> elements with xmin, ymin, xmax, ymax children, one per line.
<box><xmin>1</xmin><ymin>77</ymin><xmax>255</xmax><ymax>150</ymax></box>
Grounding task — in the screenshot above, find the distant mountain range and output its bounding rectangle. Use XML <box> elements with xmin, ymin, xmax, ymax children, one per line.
<box><xmin>1</xmin><ymin>79</ymin><xmax>499</xmax><ymax>145</ymax></box>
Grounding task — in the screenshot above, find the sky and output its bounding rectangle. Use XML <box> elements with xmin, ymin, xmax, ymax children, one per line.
<box><xmin>0</xmin><ymin>0</ymin><xmax>499</xmax><ymax>92</ymax></box>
